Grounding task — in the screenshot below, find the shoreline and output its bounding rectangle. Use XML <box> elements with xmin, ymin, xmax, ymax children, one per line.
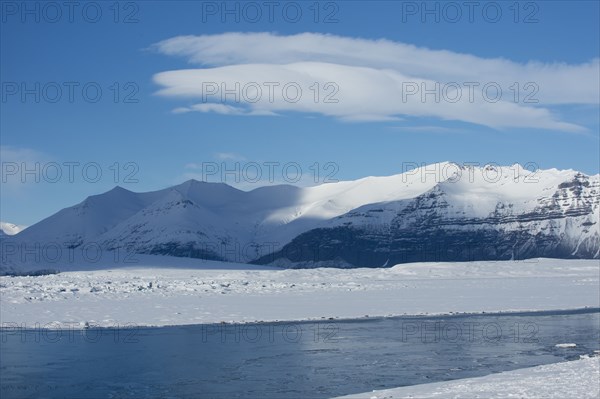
<box><xmin>2</xmin><ymin>306</ymin><xmax>598</xmax><ymax>331</ymax></box>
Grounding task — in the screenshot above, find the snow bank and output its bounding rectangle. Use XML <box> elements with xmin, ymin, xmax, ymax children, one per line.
<box><xmin>333</xmin><ymin>356</ymin><xmax>600</xmax><ymax>399</ymax></box>
<box><xmin>0</xmin><ymin>258</ymin><xmax>598</xmax><ymax>329</ymax></box>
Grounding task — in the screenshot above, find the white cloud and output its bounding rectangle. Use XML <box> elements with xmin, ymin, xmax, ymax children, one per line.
<box><xmin>0</xmin><ymin>145</ymin><xmax>47</xmax><ymax>164</ymax></box>
<box><xmin>389</xmin><ymin>126</ymin><xmax>468</xmax><ymax>134</ymax></box>
<box><xmin>214</xmin><ymin>152</ymin><xmax>246</xmax><ymax>161</ymax></box>
<box><xmin>152</xmin><ymin>32</ymin><xmax>599</xmax><ymax>131</ymax></box>
<box><xmin>185</xmin><ymin>153</ymin><xmax>248</xmax><ymax>168</ymax></box>
<box><xmin>173</xmin><ymin>103</ymin><xmax>277</xmax><ymax>116</ymax></box>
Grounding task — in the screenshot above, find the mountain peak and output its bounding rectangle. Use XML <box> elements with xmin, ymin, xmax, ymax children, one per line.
<box><xmin>109</xmin><ymin>185</ymin><xmax>130</xmax><ymax>192</ymax></box>
<box><xmin>103</xmin><ymin>185</ymin><xmax>136</xmax><ymax>196</ymax></box>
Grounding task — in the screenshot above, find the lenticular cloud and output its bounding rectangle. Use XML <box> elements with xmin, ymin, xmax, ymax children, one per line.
<box><xmin>151</xmin><ymin>32</ymin><xmax>599</xmax><ymax>131</ymax></box>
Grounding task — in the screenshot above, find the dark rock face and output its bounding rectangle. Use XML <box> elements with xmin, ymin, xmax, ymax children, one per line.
<box><xmin>146</xmin><ymin>242</ymin><xmax>226</xmax><ymax>261</ymax></box>
<box><xmin>256</xmin><ymin>225</ymin><xmax>597</xmax><ymax>268</ymax></box>
<box><xmin>255</xmin><ymin>178</ymin><xmax>600</xmax><ymax>268</ymax></box>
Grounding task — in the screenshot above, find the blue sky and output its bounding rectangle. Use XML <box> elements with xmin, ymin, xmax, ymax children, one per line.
<box><xmin>1</xmin><ymin>0</ymin><xmax>599</xmax><ymax>226</ymax></box>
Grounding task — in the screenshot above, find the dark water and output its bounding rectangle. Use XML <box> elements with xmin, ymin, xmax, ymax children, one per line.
<box><xmin>1</xmin><ymin>310</ymin><xmax>599</xmax><ymax>399</ymax></box>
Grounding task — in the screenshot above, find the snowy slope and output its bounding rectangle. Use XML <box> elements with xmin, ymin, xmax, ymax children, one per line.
<box><xmin>262</xmin><ymin>165</ymin><xmax>599</xmax><ymax>267</ymax></box>
<box><xmin>13</xmin><ymin>186</ymin><xmax>164</xmax><ymax>246</ymax></box>
<box><xmin>334</xmin><ymin>355</ymin><xmax>600</xmax><ymax>399</ymax></box>
<box><xmin>3</xmin><ymin>163</ymin><xmax>599</xmax><ymax>271</ymax></box>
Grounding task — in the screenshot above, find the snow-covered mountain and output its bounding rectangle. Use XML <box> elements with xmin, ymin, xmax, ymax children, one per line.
<box><xmin>257</xmin><ymin>165</ymin><xmax>600</xmax><ymax>267</ymax></box>
<box><xmin>3</xmin><ymin>163</ymin><xmax>599</xmax><ymax>271</ymax></box>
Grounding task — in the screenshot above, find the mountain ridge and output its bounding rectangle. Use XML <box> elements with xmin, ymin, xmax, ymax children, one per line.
<box><xmin>3</xmin><ymin>163</ymin><xmax>599</xmax><ymax>271</ymax></box>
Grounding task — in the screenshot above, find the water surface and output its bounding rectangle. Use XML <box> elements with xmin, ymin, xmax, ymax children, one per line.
<box><xmin>1</xmin><ymin>310</ymin><xmax>598</xmax><ymax>399</ymax></box>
